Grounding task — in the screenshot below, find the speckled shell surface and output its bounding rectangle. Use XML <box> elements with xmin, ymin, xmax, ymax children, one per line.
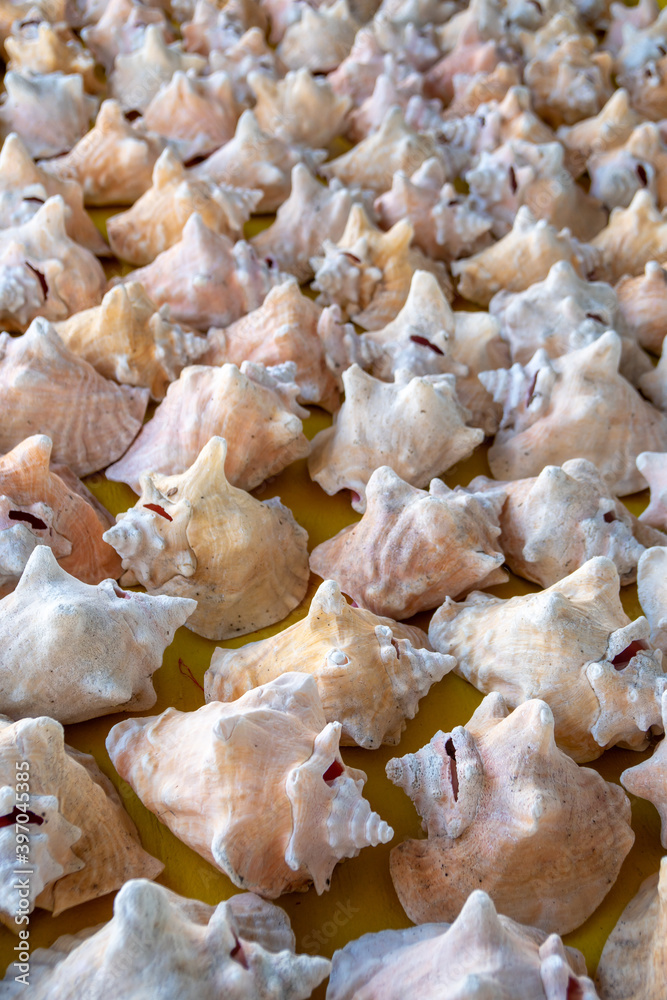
<box><xmin>106</xmin><ymin>673</ymin><xmax>393</xmax><ymax>897</ymax></box>
<box><xmin>388</xmin><ymin>693</ymin><xmax>634</xmax><ymax>934</ymax></box>
<box><xmin>429</xmin><ymin>557</ymin><xmax>667</xmax><ymax>762</ymax></box>
<box><xmin>103</xmin><ymin>437</ymin><xmax>309</xmax><ymax>641</ymax></box>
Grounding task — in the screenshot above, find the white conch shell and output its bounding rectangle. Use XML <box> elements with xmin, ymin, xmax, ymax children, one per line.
<box><xmin>0</xmin><ymin>196</ymin><xmax>106</xmax><ymax>331</ymax></box>
<box><xmin>142</xmin><ymin>69</ymin><xmax>241</xmax><ymax>163</ymax></box>
<box><xmin>81</xmin><ymin>0</ymin><xmax>172</xmax><ymax>72</ymax></box>
<box><xmin>0</xmin><ymin>546</ymin><xmax>196</xmax><ymax>724</ymax></box>
<box><xmin>109</xmin><ymin>25</ymin><xmax>206</xmax><ymax>113</ymax></box>
<box><xmin>637</xmin><ymin>545</ymin><xmax>667</xmax><ymax>654</ymax></box>
<box><xmin>387</xmin><ymin>692</ymin><xmax>634</xmax><ymax>933</ymax></box>
<box><xmin>469</xmin><ymin>458</ymin><xmax>664</xmax><ymax>588</ymax></box>
<box><xmin>637</xmin><ymin>454</ymin><xmax>667</xmax><ymax>534</ymax></box>
<box><xmin>480</xmin><ymin>332</ymin><xmax>667</xmax><ymax>496</ymax></box>
<box><xmin>308</xmin><ymin>365</ymin><xmax>483</xmax><ymax>511</ymax></box>
<box><xmin>0</xmin><ymin>319</ymin><xmax>149</xmax><ymax>477</ymax></box>
<box><xmin>206</xmin><ymin>28</ymin><xmax>281</xmax><ymax>105</ymax></box>
<box><xmin>5</xmin><ymin>19</ymin><xmax>98</xmax><ymax>89</ymax></box>
<box><xmin>621</xmin><ymin>691</ymin><xmax>667</xmax><ymax>849</ymax></box>
<box><xmin>557</xmin><ymin>88</ymin><xmax>643</xmax><ymax>177</ymax></box>
<box><xmin>429</xmin><ymin>557</ymin><xmax>667</xmax><ymax>762</ymax></box>
<box><xmin>327</xmin><ymin>891</ymin><xmax>598</xmax><ymax>1000</ymax></box>
<box><xmin>638</xmin><ymin>337</ymin><xmax>667</xmax><ymax>410</ymax></box>
<box><xmin>0</xmin><ymin>715</ymin><xmax>162</xmax><ymax>929</ymax></box>
<box><xmin>54</xmin><ymin>283</ymin><xmax>206</xmax><ymax>401</ymax></box>
<box><xmin>106</xmin><ymin>362</ymin><xmax>309</xmax><ymax>494</ymax></box>
<box><xmin>591</xmin><ymin>190</ymin><xmax>667</xmax><ymax>284</ymax></box>
<box><xmin>104</xmin><ymin>437</ymin><xmax>309</xmax><ymax>641</ymax></box>
<box><xmin>183</xmin><ymin>0</ymin><xmax>268</xmax><ymax>56</ymax></box>
<box><xmin>202</xmin><ymin>278</ymin><xmax>340</xmax><ymax>411</ymax></box>
<box><xmin>205</xmin><ymin>578</ymin><xmax>455</xmax><ymax>748</ymax></box>
<box><xmin>107</xmin><ymin>149</ymin><xmax>261</xmax><ymax>266</ymax></box>
<box><xmin>310</xmin><ymin>466</ymin><xmax>507</xmax><ymax>619</ymax></box>
<box><xmin>38</xmin><ymin>99</ymin><xmax>166</xmax><ymax>207</ymax></box>
<box><xmin>616</xmin><ymin>259</ymin><xmax>667</xmax><ymax>354</ymax></box>
<box><xmin>0</xmin><ymin>132</ymin><xmax>107</xmax><ymax>255</ymax></box>
<box><xmin>587</xmin><ymin>122</ymin><xmax>667</xmax><ymax>210</ymax></box>
<box><xmin>451</xmin><ymin>206</ymin><xmax>600</xmax><ymax>306</ymax></box>
<box><xmin>278</xmin><ymin>0</ymin><xmax>359</xmax><ymax>73</ymax></box>
<box><xmin>0</xmin><ymin>879</ymin><xmax>331</xmax><ymax>999</ymax></box>
<box><xmin>117</xmin><ymin>213</ymin><xmax>288</xmax><ymax>331</ymax></box>
<box><xmin>107</xmin><ymin>673</ymin><xmax>393</xmax><ymax>897</ymax></box>
<box><xmin>595</xmin><ymin>858</ymin><xmax>667</xmax><ymax>1000</ymax></box>
<box><xmin>250</xmin><ymin>68</ymin><xmax>352</xmax><ymax>148</ymax></box>
<box><xmin>191</xmin><ymin>109</ymin><xmax>326</xmax><ymax>213</ymax></box>
<box><xmin>443</xmin><ymin>63</ymin><xmax>522</xmax><ymax>121</ymax></box>
<box><xmin>0</xmin><ymin>70</ymin><xmax>97</xmax><ymax>159</ymax></box>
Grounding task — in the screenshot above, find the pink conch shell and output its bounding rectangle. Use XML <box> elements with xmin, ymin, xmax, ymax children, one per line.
<box><xmin>0</xmin><ymin>716</ymin><xmax>162</xmax><ymax>930</ymax></box>
<box><xmin>311</xmin><ymin>204</ymin><xmax>452</xmax><ymax>331</ymax></box>
<box><xmin>183</xmin><ymin>0</ymin><xmax>268</xmax><ymax>55</ymax></box>
<box><xmin>591</xmin><ymin>190</ymin><xmax>667</xmax><ymax>284</ymax></box>
<box><xmin>557</xmin><ymin>88</ymin><xmax>643</xmax><ymax>177</ymax></box>
<box><xmin>309</xmin><ymin>466</ymin><xmax>507</xmax><ymax>619</ymax></box>
<box><xmin>451</xmin><ymin>206</ymin><xmax>600</xmax><ymax>307</ymax></box>
<box><xmin>327</xmin><ymin>26</ymin><xmax>389</xmax><ymax>105</ymax></box>
<box><xmin>0</xmin><ymin>434</ymin><xmax>121</xmax><ymax>593</ymax></box>
<box><xmin>0</xmin><ymin>879</ymin><xmax>331</xmax><ymax>998</ymax></box>
<box><xmin>191</xmin><ymin>110</ymin><xmax>326</xmax><ymax>213</ymax></box>
<box><xmin>107</xmin><ymin>673</ymin><xmax>394</xmax><ymax>896</ymax></box>
<box><xmin>443</xmin><ymin>63</ymin><xmax>522</xmax><ymax>120</ymax></box>
<box><xmin>387</xmin><ymin>692</ymin><xmax>634</xmax><ymax>932</ymax></box>
<box><xmin>344</xmin><ymin>62</ymin><xmax>445</xmax><ymax>144</ymax></box>
<box><xmin>595</xmin><ymin>858</ymin><xmax>667</xmax><ymax>1000</ymax></box>
<box><xmin>142</xmin><ymin>70</ymin><xmax>241</xmax><ymax>163</ymax></box>
<box><xmin>0</xmin><ymin>196</ymin><xmax>106</xmax><ymax>331</ymax></box>
<box><xmin>375</xmin><ymin>158</ymin><xmax>493</xmax><ymax>262</ymax></box>
<box><xmin>107</xmin><ymin>149</ymin><xmax>261</xmax><ymax>266</ymax></box>
<box><xmin>39</xmin><ymin>100</ymin><xmax>166</xmax><ymax>207</ymax></box>
<box><xmin>202</xmin><ymin>279</ymin><xmax>340</xmax><ymax>411</ymax></box>
<box><xmin>425</xmin><ymin>36</ymin><xmax>507</xmax><ymax>104</ymax></box>
<box><xmin>5</xmin><ymin>19</ymin><xmax>99</xmax><ymax>92</ymax></box>
<box><xmin>604</xmin><ymin>0</ymin><xmax>659</xmax><ymax>54</ymax></box>
<box><xmin>0</xmin><ymin>319</ymin><xmax>149</xmax><ymax>476</ymax></box>
<box><xmin>81</xmin><ymin>0</ymin><xmax>172</xmax><ymax>72</ymax></box>
<box><xmin>637</xmin><ymin>453</ymin><xmax>667</xmax><ymax>532</ymax></box>
<box><xmin>469</xmin><ymin>459</ymin><xmax>665</xmax><ymax>588</ymax></box>
<box><xmin>308</xmin><ymin>365</ymin><xmax>483</xmax><ymax>511</ymax></box>
<box><xmin>0</xmin><ymin>132</ymin><xmax>107</xmax><ymax>255</ymax></box>
<box><xmin>321</xmin><ymin>106</ymin><xmax>446</xmax><ymax>195</ymax></box>
<box><xmin>54</xmin><ymin>283</ymin><xmax>206</xmax><ymax>401</ymax></box>
<box><xmin>587</xmin><ymin>122</ymin><xmax>667</xmax><ymax>210</ymax></box>
<box><xmin>278</xmin><ymin>0</ymin><xmax>359</xmax><ymax>73</ymax></box>
<box><xmin>430</xmin><ymin>556</ymin><xmax>667</xmax><ymax>762</ymax></box>
<box><xmin>205</xmin><ymin>578</ymin><xmax>455</xmax><ymax>748</ymax></box>
<box><xmin>250</xmin><ymin>164</ymin><xmax>354</xmax><ymax>285</ymax></box>
<box><xmin>250</xmin><ymin>68</ymin><xmax>352</xmax><ymax>148</ymax></box>
<box><xmin>480</xmin><ymin>332</ymin><xmax>667</xmax><ymax>495</ymax></box>
<box><xmin>116</xmin><ymin>213</ymin><xmax>288</xmax><ymax>331</ymax></box>
<box><xmin>616</xmin><ymin>260</ymin><xmax>667</xmax><ymax>354</ymax></box>
<box><xmin>0</xmin><ymin>546</ymin><xmax>196</xmax><ymax>723</ymax></box>
<box><xmin>109</xmin><ymin>26</ymin><xmax>206</xmax><ymax>113</ymax></box>
<box><xmin>206</xmin><ymin>29</ymin><xmax>283</xmax><ymax>105</ymax></box>
<box><xmin>0</xmin><ymin>70</ymin><xmax>97</xmax><ymax>159</ymax></box>
<box><xmin>106</xmin><ymin>361</ymin><xmax>309</xmax><ymax>493</ymax></box>
<box><xmin>327</xmin><ymin>892</ymin><xmax>598</xmax><ymax>1000</ymax></box>
<box><xmin>104</xmin><ymin>437</ymin><xmax>309</xmax><ymax>641</ymax></box>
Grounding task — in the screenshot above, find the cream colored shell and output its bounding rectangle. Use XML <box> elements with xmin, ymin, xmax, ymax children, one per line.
<box><xmin>621</xmin><ymin>690</ymin><xmax>667</xmax><ymax>849</ymax></box>
<box><xmin>0</xmin><ymin>70</ymin><xmax>97</xmax><ymax>159</ymax></box>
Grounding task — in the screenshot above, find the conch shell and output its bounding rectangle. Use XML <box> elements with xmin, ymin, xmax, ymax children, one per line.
<box><xmin>109</xmin><ymin>25</ymin><xmax>206</xmax><ymax>113</ymax></box>
<box><xmin>103</xmin><ymin>437</ymin><xmax>309</xmax><ymax>641</ymax></box>
<box><xmin>0</xmin><ymin>434</ymin><xmax>120</xmax><ymax>594</ymax></box>
<box><xmin>249</xmin><ymin>68</ymin><xmax>352</xmax><ymax>149</ymax></box>
<box><xmin>81</xmin><ymin>0</ymin><xmax>172</xmax><ymax>72</ymax></box>
<box><xmin>277</xmin><ymin>0</ymin><xmax>359</xmax><ymax>73</ymax></box>
<box><xmin>0</xmin><ymin>546</ymin><xmax>196</xmax><ymax>724</ymax></box>
<box><xmin>107</xmin><ymin>149</ymin><xmax>261</xmax><ymax>266</ymax></box>
<box><xmin>587</xmin><ymin>122</ymin><xmax>667</xmax><ymax>210</ymax></box>
<box><xmin>469</xmin><ymin>458</ymin><xmax>665</xmax><ymax>588</ymax></box>
<box><xmin>106</xmin><ymin>673</ymin><xmax>394</xmax><ymax>897</ymax></box>
<box><xmin>201</xmin><ymin>278</ymin><xmax>340</xmax><ymax>411</ymax></box>
<box><xmin>595</xmin><ymin>858</ymin><xmax>667</xmax><ymax>1000</ymax></box>
<box><xmin>0</xmin><ymin>70</ymin><xmax>97</xmax><ymax>159</ymax></box>
<box><xmin>591</xmin><ymin>190</ymin><xmax>667</xmax><ymax>284</ymax></box>
<box><xmin>39</xmin><ymin>99</ymin><xmax>166</xmax><ymax>207</ymax></box>
<box><xmin>204</xmin><ymin>579</ymin><xmax>455</xmax><ymax>748</ymax></box>
<box><xmin>327</xmin><ymin>891</ymin><xmax>598</xmax><ymax>1000</ymax></box>
<box><xmin>5</xmin><ymin>19</ymin><xmax>98</xmax><ymax>91</ymax></box>
<box><xmin>309</xmin><ymin>466</ymin><xmax>507</xmax><ymax>620</ymax></box>
<box><xmin>308</xmin><ymin>365</ymin><xmax>483</xmax><ymax>512</ymax></box>
<box><xmin>387</xmin><ymin>692</ymin><xmax>634</xmax><ymax>933</ymax></box>
<box><xmin>616</xmin><ymin>260</ymin><xmax>667</xmax><ymax>354</ymax></box>
<box><xmin>557</xmin><ymin>88</ymin><xmax>643</xmax><ymax>177</ymax></box>
<box><xmin>0</xmin><ymin>715</ymin><xmax>162</xmax><ymax>930</ymax></box>
<box><xmin>0</xmin><ymin>879</ymin><xmax>331</xmax><ymax>998</ymax></box>
<box><xmin>0</xmin><ymin>319</ymin><xmax>149</xmax><ymax>477</ymax></box>
<box><xmin>480</xmin><ymin>331</ymin><xmax>667</xmax><ymax>496</ymax></box>
<box><xmin>54</xmin><ymin>283</ymin><xmax>206</xmax><ymax>401</ymax></box>
<box><xmin>429</xmin><ymin>557</ymin><xmax>667</xmax><ymax>762</ymax></box>
<box><xmin>621</xmin><ymin>690</ymin><xmax>667</xmax><ymax>849</ymax></box>
<box><xmin>106</xmin><ymin>362</ymin><xmax>309</xmax><ymax>494</ymax></box>
<box><xmin>637</xmin><ymin>544</ymin><xmax>667</xmax><ymax>652</ymax></box>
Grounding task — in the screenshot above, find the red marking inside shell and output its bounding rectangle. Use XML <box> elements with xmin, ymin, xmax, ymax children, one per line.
<box><xmin>508</xmin><ymin>165</ymin><xmax>518</xmax><ymax>194</ymax></box>
<box><xmin>143</xmin><ymin>503</ymin><xmax>173</xmax><ymax>521</ymax></box>
<box><xmin>391</xmin><ymin>638</ymin><xmax>401</xmax><ymax>659</ymax></box>
<box><xmin>8</xmin><ymin>510</ymin><xmax>47</xmax><ymax>530</ymax></box>
<box><xmin>612</xmin><ymin>640</ymin><xmax>648</xmax><ymax>670</ymax></box>
<box><xmin>25</xmin><ymin>262</ymin><xmax>48</xmax><ymax>298</ymax></box>
<box><xmin>566</xmin><ymin>978</ymin><xmax>584</xmax><ymax>1000</ymax></box>
<box><xmin>585</xmin><ymin>312</ymin><xmax>604</xmax><ymax>323</ymax></box>
<box><xmin>636</xmin><ymin>163</ymin><xmax>649</xmax><ymax>187</ymax></box>
<box><xmin>230</xmin><ymin>938</ymin><xmax>248</xmax><ymax>970</ymax></box>
<box><xmin>112</xmin><ymin>583</ymin><xmax>132</xmax><ymax>600</ymax></box>
<box><xmin>603</xmin><ymin>511</ymin><xmax>617</xmax><ymax>523</ymax></box>
<box><xmin>349</xmin><ymin>491</ymin><xmax>362</xmax><ymax>506</ymax></box>
<box><xmin>445</xmin><ymin>738</ymin><xmax>459</xmax><ymax>801</ymax></box>
<box><xmin>0</xmin><ymin>807</ymin><xmax>44</xmax><ymax>828</ymax></box>
<box><xmin>323</xmin><ymin>760</ymin><xmax>344</xmax><ymax>785</ymax></box>
<box><xmin>410</xmin><ymin>335</ymin><xmax>444</xmax><ymax>356</ymax></box>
